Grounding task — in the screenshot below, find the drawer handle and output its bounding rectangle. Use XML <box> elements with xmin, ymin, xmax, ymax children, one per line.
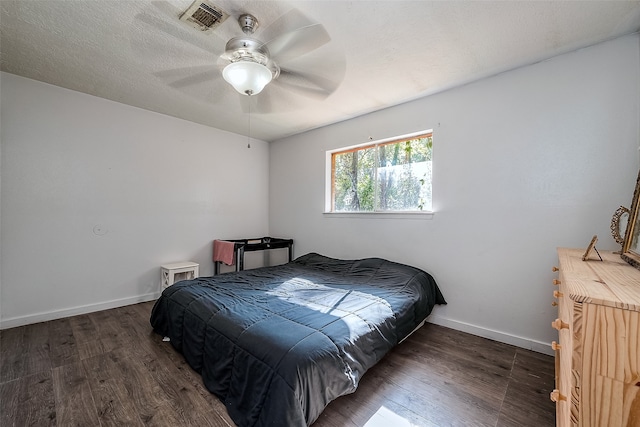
<box><xmin>553</xmin><ymin>290</ymin><xmax>563</xmax><ymax>298</ymax></box>
<box><xmin>550</xmin><ymin>389</ymin><xmax>566</xmax><ymax>402</ymax></box>
<box><xmin>553</xmin><ymin>279</ymin><xmax>561</xmax><ymax>285</ymax></box>
<box><xmin>551</xmin><ymin>301</ymin><xmax>558</xmax><ymax>307</ymax></box>
<box><xmin>552</xmin><ymin>318</ymin><xmax>569</xmax><ymax>330</ymax></box>
<box><xmin>552</xmin><ymin>266</ymin><xmax>559</xmax><ymax>272</ymax></box>
<box><xmin>551</xmin><ymin>341</ymin><xmax>561</xmax><ymax>351</ymax></box>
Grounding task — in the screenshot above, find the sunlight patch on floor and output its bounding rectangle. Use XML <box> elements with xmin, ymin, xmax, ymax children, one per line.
<box><xmin>364</xmin><ymin>405</ymin><xmax>414</xmax><ymax>427</ymax></box>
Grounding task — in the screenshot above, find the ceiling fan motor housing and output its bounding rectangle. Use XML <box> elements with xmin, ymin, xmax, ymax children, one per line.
<box><xmin>239</xmin><ymin>14</ymin><xmax>259</xmax><ymax>34</ymax></box>
<box><xmin>223</xmin><ymin>37</ymin><xmax>279</xmax><ymax>96</ymax></box>
<box><xmin>225</xmin><ymin>38</ymin><xmax>269</xmax><ymax>65</ymax></box>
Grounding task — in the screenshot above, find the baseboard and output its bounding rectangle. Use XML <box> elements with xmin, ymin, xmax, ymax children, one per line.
<box><xmin>0</xmin><ymin>292</ymin><xmax>161</xmax><ymax>330</ymax></box>
<box><xmin>427</xmin><ymin>314</ymin><xmax>554</xmax><ymax>356</ymax></box>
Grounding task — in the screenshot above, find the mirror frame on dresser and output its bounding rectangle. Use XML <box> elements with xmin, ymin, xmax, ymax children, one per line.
<box><xmin>621</xmin><ymin>169</ymin><xmax>640</xmax><ymax>270</ymax></box>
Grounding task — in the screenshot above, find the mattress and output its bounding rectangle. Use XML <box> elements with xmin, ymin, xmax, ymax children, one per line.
<box><xmin>150</xmin><ymin>252</ymin><xmax>446</xmax><ymax>426</ymax></box>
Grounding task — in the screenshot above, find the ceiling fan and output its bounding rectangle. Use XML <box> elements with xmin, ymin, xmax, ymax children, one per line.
<box><xmin>132</xmin><ymin>1</ymin><xmax>346</xmax><ymax>113</ymax></box>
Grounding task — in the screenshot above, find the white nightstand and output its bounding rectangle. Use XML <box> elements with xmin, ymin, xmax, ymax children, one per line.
<box><xmin>161</xmin><ymin>262</ymin><xmax>199</xmax><ymax>290</ymax></box>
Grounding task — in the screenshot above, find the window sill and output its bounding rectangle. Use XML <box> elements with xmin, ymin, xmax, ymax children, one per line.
<box><xmin>323</xmin><ymin>211</ymin><xmax>434</xmax><ymax>220</ymax></box>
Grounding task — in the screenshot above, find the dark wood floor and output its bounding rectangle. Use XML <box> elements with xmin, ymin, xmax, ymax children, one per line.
<box><xmin>0</xmin><ymin>301</ymin><xmax>556</xmax><ymax>426</ymax></box>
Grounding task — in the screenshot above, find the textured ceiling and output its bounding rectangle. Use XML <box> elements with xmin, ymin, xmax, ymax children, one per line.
<box><xmin>2</xmin><ymin>1</ymin><xmax>640</xmax><ymax>142</ymax></box>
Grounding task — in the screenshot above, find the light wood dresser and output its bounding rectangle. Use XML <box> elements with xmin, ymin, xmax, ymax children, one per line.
<box><xmin>552</xmin><ymin>248</ymin><xmax>640</xmax><ymax>426</ymax></box>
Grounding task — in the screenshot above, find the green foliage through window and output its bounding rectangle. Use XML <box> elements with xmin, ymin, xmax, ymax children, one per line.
<box><xmin>331</xmin><ymin>134</ymin><xmax>432</xmax><ymax>212</ymax></box>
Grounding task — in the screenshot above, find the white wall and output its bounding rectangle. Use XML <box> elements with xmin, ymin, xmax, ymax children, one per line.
<box><xmin>0</xmin><ymin>72</ymin><xmax>270</xmax><ymax>328</ymax></box>
<box><xmin>269</xmin><ymin>34</ymin><xmax>640</xmax><ymax>354</ymax></box>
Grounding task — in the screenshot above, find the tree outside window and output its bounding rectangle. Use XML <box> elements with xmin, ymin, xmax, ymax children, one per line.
<box><xmin>331</xmin><ymin>134</ymin><xmax>432</xmax><ymax>212</ymax></box>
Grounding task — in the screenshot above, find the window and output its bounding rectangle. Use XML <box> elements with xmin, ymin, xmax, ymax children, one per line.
<box><xmin>327</xmin><ymin>132</ymin><xmax>432</xmax><ymax>213</ymax></box>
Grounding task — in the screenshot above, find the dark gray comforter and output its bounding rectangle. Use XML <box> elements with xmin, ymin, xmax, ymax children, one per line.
<box><xmin>150</xmin><ymin>253</ymin><xmax>446</xmax><ymax>427</ymax></box>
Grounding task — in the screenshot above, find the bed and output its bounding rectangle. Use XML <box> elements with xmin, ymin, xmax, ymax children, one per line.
<box><xmin>150</xmin><ymin>252</ymin><xmax>446</xmax><ymax>427</ymax></box>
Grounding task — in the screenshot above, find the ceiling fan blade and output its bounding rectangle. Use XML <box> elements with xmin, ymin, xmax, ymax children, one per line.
<box><xmin>273</xmin><ymin>44</ymin><xmax>346</xmax><ymax>99</ymax></box>
<box><xmin>258</xmin><ymin>8</ymin><xmax>331</xmax><ymax>64</ymax></box>
<box><xmin>164</xmin><ymin>68</ymin><xmax>219</xmax><ymax>89</ymax></box>
<box><xmin>264</xmin><ymin>24</ymin><xmax>331</xmax><ymax>64</ymax></box>
<box><xmin>128</xmin><ymin>1</ymin><xmax>243</xmax><ymax>109</ymax></box>
<box><xmin>154</xmin><ymin>64</ymin><xmax>217</xmax><ymax>79</ymax></box>
<box><xmin>258</xmin><ymin>8</ymin><xmax>315</xmax><ymax>43</ymax></box>
<box><xmin>276</xmin><ymin>68</ymin><xmax>340</xmax><ymax>99</ymax></box>
<box><xmin>151</xmin><ymin>64</ymin><xmax>230</xmax><ymax>105</ymax></box>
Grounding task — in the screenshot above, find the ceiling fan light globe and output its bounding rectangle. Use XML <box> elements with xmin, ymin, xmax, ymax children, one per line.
<box><xmin>223</xmin><ymin>61</ymin><xmax>273</xmax><ymax>96</ymax></box>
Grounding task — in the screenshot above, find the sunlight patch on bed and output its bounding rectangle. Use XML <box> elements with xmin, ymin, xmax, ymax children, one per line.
<box><xmin>364</xmin><ymin>405</ymin><xmax>415</xmax><ymax>427</ymax></box>
<box><xmin>270</xmin><ymin>277</ymin><xmax>393</xmax><ymax>316</ymax></box>
<box><xmin>267</xmin><ymin>277</ymin><xmax>346</xmax><ymax>315</ymax></box>
<box><xmin>266</xmin><ymin>278</ymin><xmax>396</xmax><ymax>342</ymax></box>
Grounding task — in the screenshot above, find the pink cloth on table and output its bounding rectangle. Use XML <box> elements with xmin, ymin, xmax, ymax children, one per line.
<box><xmin>213</xmin><ymin>240</ymin><xmax>236</xmax><ymax>266</ymax></box>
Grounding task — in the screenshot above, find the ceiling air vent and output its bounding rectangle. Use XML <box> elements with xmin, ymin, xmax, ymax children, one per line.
<box><xmin>179</xmin><ymin>0</ymin><xmax>229</xmax><ymax>32</ymax></box>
